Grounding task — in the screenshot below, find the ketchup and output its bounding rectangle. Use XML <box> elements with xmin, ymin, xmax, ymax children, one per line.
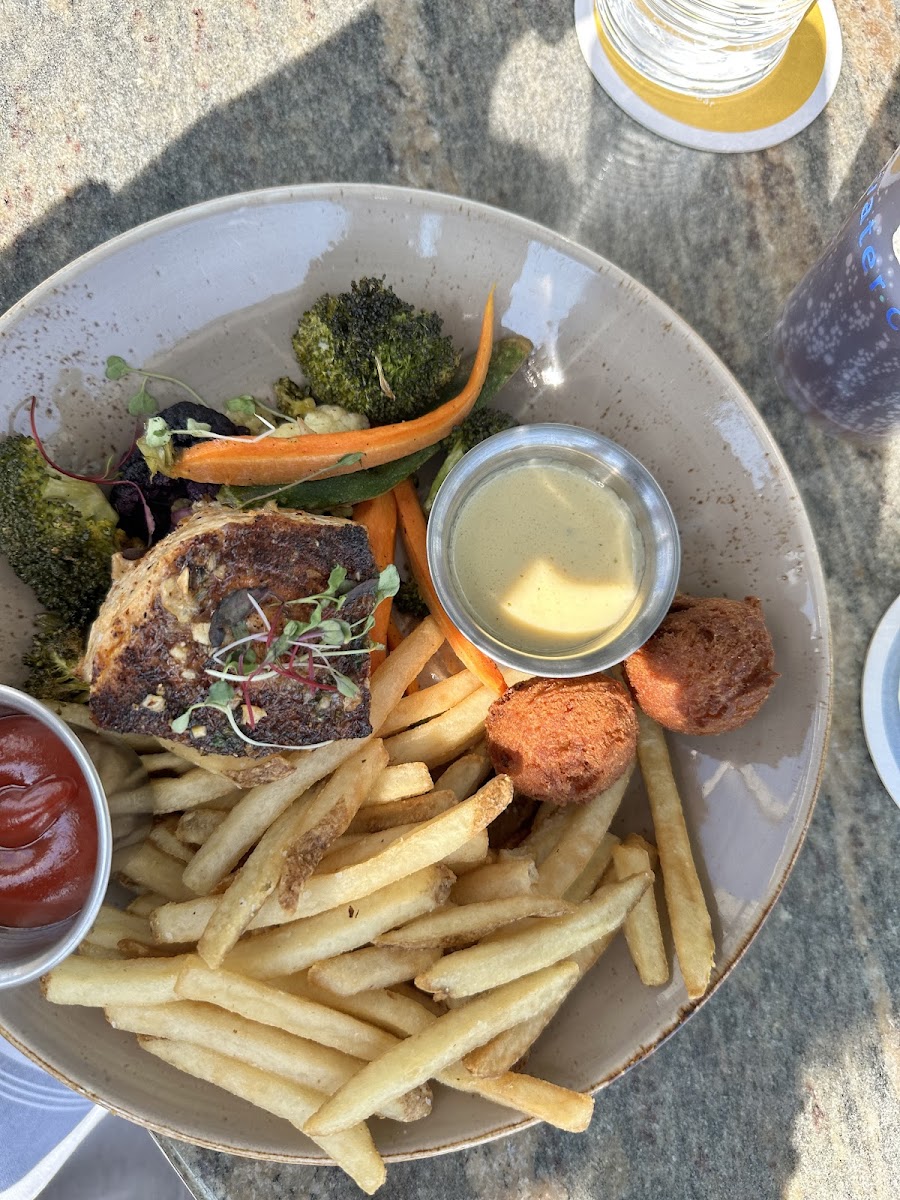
<box><xmin>0</xmin><ymin>713</ymin><xmax>98</xmax><ymax>928</ymax></box>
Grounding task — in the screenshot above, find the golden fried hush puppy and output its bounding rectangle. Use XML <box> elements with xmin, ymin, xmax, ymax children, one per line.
<box><xmin>485</xmin><ymin>676</ymin><xmax>637</xmax><ymax>806</ymax></box>
<box><xmin>624</xmin><ymin>594</ymin><xmax>777</xmax><ymax>736</ymax></box>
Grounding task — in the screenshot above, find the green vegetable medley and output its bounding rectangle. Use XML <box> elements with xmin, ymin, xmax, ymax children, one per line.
<box><xmin>0</xmin><ymin>278</ymin><xmax>533</xmax><ymax>707</ymax></box>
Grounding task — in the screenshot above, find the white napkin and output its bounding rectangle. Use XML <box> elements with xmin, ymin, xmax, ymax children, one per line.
<box><xmin>0</xmin><ymin>1036</ymin><xmax>104</xmax><ymax>1199</ymax></box>
<box><xmin>0</xmin><ymin>1037</ymin><xmax>192</xmax><ymax>1200</ymax></box>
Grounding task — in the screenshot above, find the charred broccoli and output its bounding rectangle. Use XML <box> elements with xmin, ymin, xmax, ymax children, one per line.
<box><xmin>22</xmin><ymin>614</ymin><xmax>90</xmax><ymax>703</ymax></box>
<box><xmin>0</xmin><ymin>435</ymin><xmax>118</xmax><ymax>626</ymax></box>
<box><xmin>394</xmin><ymin>578</ymin><xmax>429</xmax><ymax>620</ymax></box>
<box><xmin>273</xmin><ymin>377</ymin><xmax>316</xmax><ymax>420</ymax></box>
<box><xmin>292</xmin><ymin>278</ymin><xmax>460</xmax><ymax>426</ymax></box>
<box><xmin>424</xmin><ymin>407</ymin><xmax>517</xmax><ymax>514</ymax></box>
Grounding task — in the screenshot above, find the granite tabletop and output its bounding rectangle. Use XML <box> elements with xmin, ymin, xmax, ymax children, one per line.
<box><xmin>2</xmin><ymin>2</ymin><xmax>899</xmax><ymax>1198</ymax></box>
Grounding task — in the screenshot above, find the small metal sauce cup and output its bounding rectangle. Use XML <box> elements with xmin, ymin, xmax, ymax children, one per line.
<box><xmin>427</xmin><ymin>423</ymin><xmax>680</xmax><ymax>677</ymax></box>
<box><xmin>0</xmin><ymin>686</ymin><xmax>111</xmax><ymax>990</ymax></box>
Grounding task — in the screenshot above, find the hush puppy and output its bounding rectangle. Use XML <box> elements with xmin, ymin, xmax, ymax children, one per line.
<box><xmin>485</xmin><ymin>675</ymin><xmax>637</xmax><ymax>806</ymax></box>
<box><xmin>624</xmin><ymin>594</ymin><xmax>777</xmax><ymax>736</ymax></box>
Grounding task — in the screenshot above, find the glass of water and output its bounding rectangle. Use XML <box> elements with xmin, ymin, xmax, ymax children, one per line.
<box><xmin>594</xmin><ymin>0</ymin><xmax>815</xmax><ymax>97</ymax></box>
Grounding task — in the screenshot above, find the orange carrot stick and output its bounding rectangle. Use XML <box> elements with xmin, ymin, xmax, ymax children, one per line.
<box><xmin>354</xmin><ymin>491</ymin><xmax>397</xmax><ymax>672</ymax></box>
<box><xmin>172</xmin><ymin>289</ymin><xmax>495</xmax><ymax>486</ymax></box>
<box><xmin>392</xmin><ymin>477</ymin><xmax>506</xmax><ymax>696</ymax></box>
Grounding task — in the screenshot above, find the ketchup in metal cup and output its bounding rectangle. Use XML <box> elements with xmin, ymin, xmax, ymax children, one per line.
<box><xmin>0</xmin><ymin>712</ymin><xmax>98</xmax><ymax>928</ymax></box>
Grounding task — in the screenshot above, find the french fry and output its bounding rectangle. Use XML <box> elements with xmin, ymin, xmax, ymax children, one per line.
<box><xmin>148</xmin><ymin>819</ymin><xmax>194</xmax><ymax>865</ymax></box>
<box><xmin>139</xmin><ymin>1038</ymin><xmax>384</xmax><ymax>1195</ymax></box>
<box><xmin>154</xmin><ymin>862</ymin><xmax>452</xmax><ymax>951</ymax></box>
<box><xmin>174</xmin><ymin>808</ymin><xmax>228</xmax><ymax>846</ymax></box>
<box><xmin>613</xmin><ymin>839</ymin><xmax>669</xmax><ymax>987</ymax></box>
<box><xmin>535</xmin><ymin>766</ymin><xmax>633</xmax><ymax>898</ymax></box>
<box><xmin>451</xmin><ymin>858</ymin><xmax>536</xmax><ymax>905</ymax></box>
<box><xmin>635</xmin><ymin>710</ymin><xmax>715</xmax><ymax>1000</ymax></box>
<box><xmin>278</xmin><ymin>975</ymin><xmax>442</xmax><ymax>1038</ymax></box>
<box><xmin>141</xmin><ymin>751</ymin><xmax>194</xmax><ymax>776</ymax></box>
<box><xmin>434</xmin><ymin>748</ymin><xmax>494</xmax><ymax>803</ymax></box>
<box><xmin>308</xmin><ymin>946</ymin><xmax>442</xmax><ymax>996</ymax></box>
<box><xmin>363</xmin><ymin>762</ymin><xmax>433</xmax><ymax>807</ymax></box>
<box><xmin>439</xmin><ymin>1063</ymin><xmax>593</xmax><ymax>1133</ymax></box>
<box><xmin>279</xmin><ymin>743</ymin><xmax>389</xmax><ymax>908</ymax></box>
<box><xmin>182</xmin><ymin>618</ymin><xmax>444</xmax><ymax>895</ymax></box>
<box><xmin>104</xmin><ymin>1001</ymin><xmax>430</xmax><ymax>1123</ymax></box>
<box><xmin>563</xmin><ymin>834</ymin><xmax>620</xmax><ymax>904</ymax></box>
<box><xmin>443</xmin><ymin>829</ymin><xmax>490</xmax><ymax>872</ymax></box>
<box><xmin>107</xmin><ymin>768</ymin><xmax>239</xmax><ymax>816</ymax></box>
<box><xmin>624</xmin><ymin>831</ymin><xmax>659</xmax><ymax>867</ymax></box>
<box><xmin>289</xmin><ymin>979</ymin><xmax>593</xmax><ymax>1132</ymax></box>
<box><xmin>198</xmin><ymin>742</ymin><xmax>387</xmax><ymax>968</ymax></box>
<box><xmin>114</xmin><ymin>842</ymin><xmax>196</xmax><ymax>903</ymax></box>
<box><xmin>384</xmin><ymin>687</ymin><xmax>495</xmax><ymax>769</ymax></box>
<box><xmin>304</xmin><ymin>961</ymin><xmax>580</xmax><ymax>1136</ymax></box>
<box><xmin>416</xmin><ymin>873</ymin><xmax>652</xmax><ymax>999</ymax></box>
<box><xmin>175</xmin><ymin>962</ymin><xmax>397</xmax><ymax>1060</ymax></box>
<box><xmin>76</xmin><ymin>941</ymin><xmax>124</xmax><ymax>960</ymax></box>
<box><xmin>84</xmin><ymin>906</ymin><xmax>155</xmax><ymax>951</ymax></box>
<box><xmin>317</xmin><ymin>825</ymin><xmax>487</xmax><ymax>876</ymax></box>
<box><xmin>222</xmin><ymin>867</ymin><xmax>454</xmax><ymax>979</ymax></box>
<box><xmin>126</xmin><ymin>893</ymin><xmax>167</xmax><ymax>918</ymax></box>
<box><xmin>376</xmin><ymin>671</ymin><xmax>481</xmax><ymax>738</ymax></box>
<box><xmin>461</xmin><ymin>928</ymin><xmax>616</xmax><ymax>1077</ymax></box>
<box><xmin>375</xmin><ymin>895</ymin><xmax>572</xmax><ymax>952</ymax></box>
<box><xmin>516</xmin><ymin>806</ymin><xmax>570</xmax><ymax>866</ymax></box>
<box><xmin>314</xmin><ymin>826</ymin><xmax>411</xmax><ymax>874</ymax></box>
<box><xmin>41</xmin><ymin>954</ymin><xmax>196</xmax><ymax>1006</ymax></box>
<box><xmin>348</xmin><ymin>788</ymin><xmax>457</xmax><ymax>834</ymax></box>
<box><xmin>270</xmin><ymin>776</ymin><xmax>512</xmax><ymax>921</ymax></box>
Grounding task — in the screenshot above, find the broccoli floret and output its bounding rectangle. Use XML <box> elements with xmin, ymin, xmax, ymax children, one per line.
<box><xmin>394</xmin><ymin>578</ymin><xmax>429</xmax><ymax>620</ymax></box>
<box><xmin>424</xmin><ymin>408</ymin><xmax>517</xmax><ymax>514</ymax></box>
<box><xmin>292</xmin><ymin>278</ymin><xmax>460</xmax><ymax>426</ymax></box>
<box><xmin>22</xmin><ymin>614</ymin><xmax>90</xmax><ymax>703</ymax></box>
<box><xmin>0</xmin><ymin>435</ymin><xmax>118</xmax><ymax>626</ymax></box>
<box><xmin>273</xmin><ymin>377</ymin><xmax>316</xmax><ymax>420</ymax></box>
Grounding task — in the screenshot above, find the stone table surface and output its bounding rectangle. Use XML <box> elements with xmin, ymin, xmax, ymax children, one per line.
<box><xmin>2</xmin><ymin>2</ymin><xmax>899</xmax><ymax>1198</ymax></box>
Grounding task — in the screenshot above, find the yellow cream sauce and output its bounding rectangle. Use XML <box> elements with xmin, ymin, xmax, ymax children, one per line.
<box><xmin>450</xmin><ymin>460</ymin><xmax>642</xmax><ymax>655</ymax></box>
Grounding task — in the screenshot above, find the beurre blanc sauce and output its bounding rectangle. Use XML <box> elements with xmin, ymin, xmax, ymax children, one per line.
<box><xmin>450</xmin><ymin>460</ymin><xmax>643</xmax><ymax>655</ymax></box>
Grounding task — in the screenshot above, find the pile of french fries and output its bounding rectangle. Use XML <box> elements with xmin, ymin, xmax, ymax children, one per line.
<box><xmin>44</xmin><ymin>616</ymin><xmax>715</xmax><ymax>1194</ymax></box>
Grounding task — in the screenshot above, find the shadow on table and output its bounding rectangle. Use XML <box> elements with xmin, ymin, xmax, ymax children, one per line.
<box><xmin>2</xmin><ymin>8</ymin><xmax>898</xmax><ymax>1199</ymax></box>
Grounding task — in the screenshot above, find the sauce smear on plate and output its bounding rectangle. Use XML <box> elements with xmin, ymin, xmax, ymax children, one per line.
<box><xmin>0</xmin><ymin>713</ymin><xmax>97</xmax><ymax>928</ymax></box>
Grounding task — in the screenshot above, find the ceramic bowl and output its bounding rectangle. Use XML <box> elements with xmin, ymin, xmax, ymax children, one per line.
<box><xmin>0</xmin><ymin>185</ymin><xmax>831</xmax><ymax>1163</ymax></box>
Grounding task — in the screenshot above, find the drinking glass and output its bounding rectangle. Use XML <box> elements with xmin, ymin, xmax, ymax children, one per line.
<box><xmin>594</xmin><ymin>0</ymin><xmax>815</xmax><ymax>96</ymax></box>
<box><xmin>772</xmin><ymin>147</ymin><xmax>900</xmax><ymax>439</ymax></box>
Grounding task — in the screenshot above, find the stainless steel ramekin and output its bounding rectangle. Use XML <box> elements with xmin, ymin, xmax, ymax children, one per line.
<box><xmin>0</xmin><ymin>686</ymin><xmax>111</xmax><ymax>990</ymax></box>
<box><xmin>426</xmin><ymin>423</ymin><xmax>680</xmax><ymax>677</ymax></box>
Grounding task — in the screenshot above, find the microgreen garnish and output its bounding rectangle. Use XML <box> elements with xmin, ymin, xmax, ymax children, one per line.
<box><xmin>107</xmin><ymin>357</ymin><xmax>291</xmax><ymax>441</ymax></box>
<box><xmin>105</xmin><ymin>355</ymin><xmax>207</xmax><ymax>408</ymax></box>
<box><xmin>169</xmin><ymin>565</ymin><xmax>399</xmax><ymax>751</ymax></box>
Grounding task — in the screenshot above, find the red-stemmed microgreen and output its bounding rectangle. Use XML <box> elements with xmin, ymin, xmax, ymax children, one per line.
<box><xmin>169</xmin><ymin>564</ymin><xmax>399</xmax><ymax>752</ymax></box>
<box><xmin>27</xmin><ymin>395</ymin><xmax>156</xmax><ymax>541</ymax></box>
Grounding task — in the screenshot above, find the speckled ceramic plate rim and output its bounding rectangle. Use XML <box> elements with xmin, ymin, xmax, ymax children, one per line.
<box><xmin>0</xmin><ymin>183</ymin><xmax>833</xmax><ymax>1165</ymax></box>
